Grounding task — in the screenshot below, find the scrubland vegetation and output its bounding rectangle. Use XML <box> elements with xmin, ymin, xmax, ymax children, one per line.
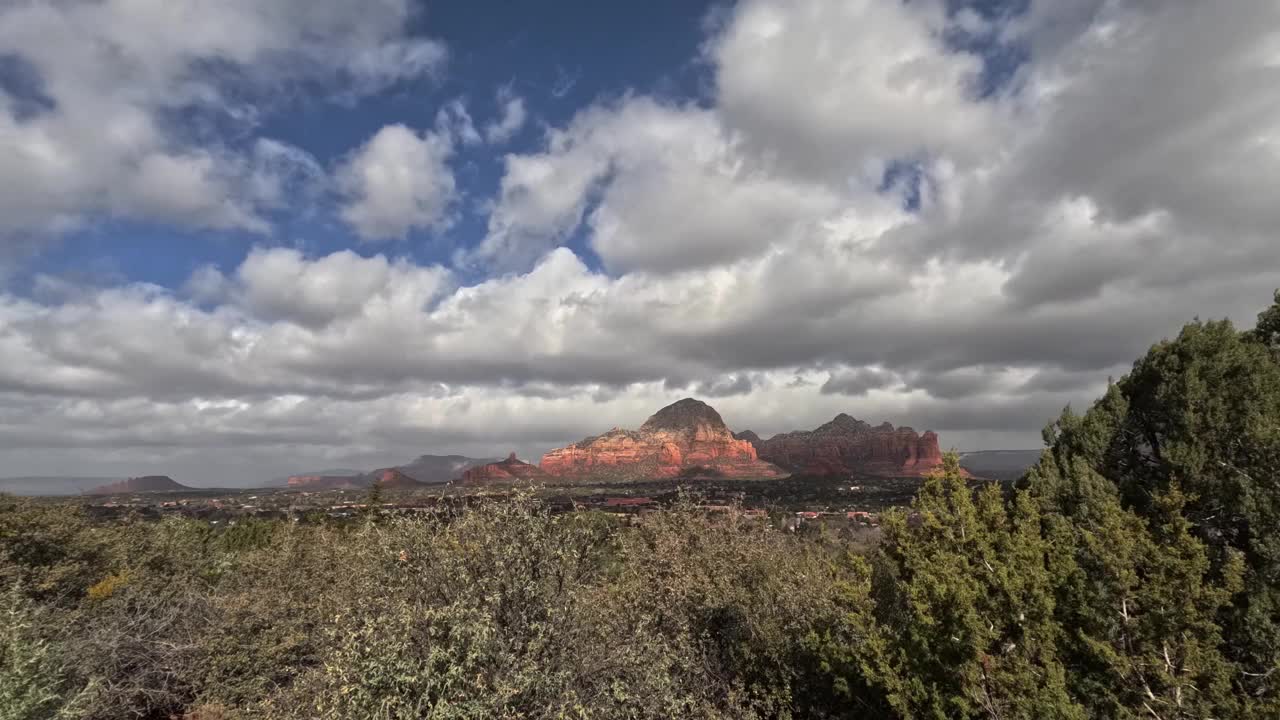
<box><xmin>3</xmin><ymin>293</ymin><xmax>1279</xmax><ymax>719</ymax></box>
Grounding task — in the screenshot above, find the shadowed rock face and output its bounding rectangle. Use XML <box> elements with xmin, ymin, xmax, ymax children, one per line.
<box><xmin>739</xmin><ymin>414</ymin><xmax>946</xmax><ymax>477</ymax></box>
<box><xmin>460</xmin><ymin>453</ymin><xmax>551</xmax><ymax>484</ymax></box>
<box><xmin>87</xmin><ymin>475</ymin><xmax>189</xmax><ymax>495</ymax></box>
<box><xmin>540</xmin><ymin>398</ymin><xmax>785</xmax><ymax>482</ymax></box>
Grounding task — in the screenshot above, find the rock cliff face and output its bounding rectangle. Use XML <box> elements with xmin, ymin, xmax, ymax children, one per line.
<box><xmin>87</xmin><ymin>475</ymin><xmax>190</xmax><ymax>495</ymax></box>
<box><xmin>540</xmin><ymin>398</ymin><xmax>785</xmax><ymax>482</ymax></box>
<box><xmin>460</xmin><ymin>453</ymin><xmax>551</xmax><ymax>484</ymax></box>
<box><xmin>741</xmin><ymin>414</ymin><xmax>945</xmax><ymax>477</ymax></box>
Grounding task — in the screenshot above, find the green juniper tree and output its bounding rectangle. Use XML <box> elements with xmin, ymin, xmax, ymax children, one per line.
<box><xmin>1036</xmin><ymin>292</ymin><xmax>1280</xmax><ymax>705</ymax></box>
<box><xmin>853</xmin><ymin>455</ymin><xmax>1082</xmax><ymax>720</ymax></box>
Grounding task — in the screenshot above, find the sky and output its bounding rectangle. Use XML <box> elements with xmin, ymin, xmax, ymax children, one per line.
<box><xmin>1</xmin><ymin>0</ymin><xmax>1278</xmax><ymax>486</ymax></box>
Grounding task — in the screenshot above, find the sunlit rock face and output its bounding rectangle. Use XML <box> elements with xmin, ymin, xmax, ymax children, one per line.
<box><xmin>739</xmin><ymin>414</ymin><xmax>947</xmax><ymax>477</ymax></box>
<box><xmin>540</xmin><ymin>398</ymin><xmax>786</xmax><ymax>482</ymax></box>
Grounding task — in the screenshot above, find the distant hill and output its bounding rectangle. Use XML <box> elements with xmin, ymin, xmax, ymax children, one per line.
<box><xmin>368</xmin><ymin>468</ymin><xmax>423</xmax><ymax>489</ymax></box>
<box><xmin>266</xmin><ymin>468</ymin><xmax>364</xmax><ymax>487</ymax></box>
<box><xmin>384</xmin><ymin>454</ymin><xmax>499</xmax><ymax>484</ymax></box>
<box><xmin>959</xmin><ymin>450</ymin><xmax>1043</xmax><ymax>482</ymax></box>
<box><xmin>86</xmin><ymin>475</ymin><xmax>191</xmax><ymax>495</ymax></box>
<box><xmin>280</xmin><ymin>456</ymin><xmax>499</xmax><ymax>490</ymax></box>
<box><xmin>0</xmin><ymin>477</ymin><xmax>125</xmax><ymax>497</ymax></box>
<box><xmin>285</xmin><ymin>474</ymin><xmax>365</xmax><ymax>490</ymax></box>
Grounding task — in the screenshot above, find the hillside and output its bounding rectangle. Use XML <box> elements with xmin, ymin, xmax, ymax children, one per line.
<box><xmin>86</xmin><ymin>476</ymin><xmax>191</xmax><ymax>495</ymax></box>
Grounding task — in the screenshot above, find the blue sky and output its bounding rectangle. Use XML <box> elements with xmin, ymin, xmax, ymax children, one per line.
<box><xmin>0</xmin><ymin>0</ymin><xmax>1277</xmax><ymax>484</ymax></box>
<box><xmin>14</xmin><ymin>0</ymin><xmax>720</xmax><ymax>292</ymax></box>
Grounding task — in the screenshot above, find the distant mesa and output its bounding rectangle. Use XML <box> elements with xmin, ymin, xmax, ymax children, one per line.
<box><xmin>86</xmin><ymin>475</ymin><xmax>190</xmax><ymax>495</ymax></box>
<box><xmin>539</xmin><ymin>398</ymin><xmax>786</xmax><ymax>483</ymax></box>
<box><xmin>372</xmin><ymin>468</ymin><xmax>423</xmax><ymax>489</ymax></box>
<box><xmin>280</xmin><ymin>454</ymin><xmax>502</xmax><ymax>491</ymax></box>
<box><xmin>738</xmin><ymin>413</ymin><xmax>948</xmax><ymax>478</ymax></box>
<box><xmin>389</xmin><ymin>454</ymin><xmax>500</xmax><ymax>484</ymax></box>
<box><xmin>460</xmin><ymin>453</ymin><xmax>551</xmax><ymax>485</ymax></box>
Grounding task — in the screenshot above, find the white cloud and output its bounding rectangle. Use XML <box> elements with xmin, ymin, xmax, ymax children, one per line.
<box><xmin>484</xmin><ymin>86</ymin><xmax>528</xmax><ymax>144</ymax></box>
<box><xmin>0</xmin><ymin>0</ymin><xmax>443</xmax><ymax>243</ymax></box>
<box><xmin>248</xmin><ymin>139</ymin><xmax>327</xmax><ymax>209</ymax></box>
<box><xmin>437</xmin><ymin>99</ymin><xmax>483</xmax><ymax>147</ymax></box>
<box><xmin>230</xmin><ymin>246</ymin><xmax>453</xmax><ymax>329</ymax></box>
<box><xmin>338</xmin><ymin>124</ymin><xmax>459</xmax><ymax>241</ymax></box>
<box><xmin>709</xmin><ymin>0</ymin><xmax>1002</xmax><ymax>180</ymax></box>
<box><xmin>467</xmin><ymin>98</ymin><xmax>855</xmax><ymax>273</ymax></box>
<box><xmin>344</xmin><ymin>39</ymin><xmax>448</xmax><ymax>96</ymax></box>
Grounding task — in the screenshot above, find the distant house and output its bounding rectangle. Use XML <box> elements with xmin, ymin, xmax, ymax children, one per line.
<box><xmin>846</xmin><ymin>510</ymin><xmax>876</xmax><ymax>525</ymax></box>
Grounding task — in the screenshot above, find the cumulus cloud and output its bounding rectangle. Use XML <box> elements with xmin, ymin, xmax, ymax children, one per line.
<box><xmin>338</xmin><ymin>124</ymin><xmax>459</xmax><ymax>241</ymax></box>
<box><xmin>484</xmin><ymin>86</ymin><xmax>528</xmax><ymax>144</ymax></box>
<box><xmin>708</xmin><ymin>0</ymin><xmax>1002</xmax><ymax>179</ymax></box>
<box><xmin>0</xmin><ymin>0</ymin><xmax>443</xmax><ymax>242</ymax></box>
<box><xmin>466</xmin><ymin>98</ymin><xmax>849</xmax><ymax>273</ymax></box>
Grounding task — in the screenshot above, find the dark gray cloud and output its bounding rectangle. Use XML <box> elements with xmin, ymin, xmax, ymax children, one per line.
<box><xmin>821</xmin><ymin>368</ymin><xmax>899</xmax><ymax>397</ymax></box>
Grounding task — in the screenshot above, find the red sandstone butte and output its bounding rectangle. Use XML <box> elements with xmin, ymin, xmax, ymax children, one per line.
<box><xmin>460</xmin><ymin>453</ymin><xmax>552</xmax><ymax>484</ymax></box>
<box><xmin>373</xmin><ymin>468</ymin><xmax>423</xmax><ymax>489</ymax></box>
<box><xmin>86</xmin><ymin>475</ymin><xmax>189</xmax><ymax>495</ymax></box>
<box><xmin>740</xmin><ymin>414</ymin><xmax>948</xmax><ymax>477</ymax></box>
<box><xmin>539</xmin><ymin>398</ymin><xmax>786</xmax><ymax>482</ymax></box>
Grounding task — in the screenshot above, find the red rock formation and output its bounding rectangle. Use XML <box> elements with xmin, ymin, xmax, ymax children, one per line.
<box><xmin>741</xmin><ymin>414</ymin><xmax>948</xmax><ymax>477</ymax></box>
<box><xmin>461</xmin><ymin>453</ymin><xmax>551</xmax><ymax>484</ymax></box>
<box><xmin>539</xmin><ymin>399</ymin><xmax>785</xmax><ymax>482</ymax></box>
<box><xmin>373</xmin><ymin>469</ymin><xmax>423</xmax><ymax>489</ymax></box>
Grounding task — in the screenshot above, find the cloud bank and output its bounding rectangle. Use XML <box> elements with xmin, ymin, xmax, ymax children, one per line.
<box><xmin>1</xmin><ymin>0</ymin><xmax>1278</xmax><ymax>484</ymax></box>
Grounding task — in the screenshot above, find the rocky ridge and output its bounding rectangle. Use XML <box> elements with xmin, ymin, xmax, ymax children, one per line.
<box><xmin>740</xmin><ymin>413</ymin><xmax>945</xmax><ymax>477</ymax></box>
<box><xmin>460</xmin><ymin>453</ymin><xmax>551</xmax><ymax>484</ymax></box>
